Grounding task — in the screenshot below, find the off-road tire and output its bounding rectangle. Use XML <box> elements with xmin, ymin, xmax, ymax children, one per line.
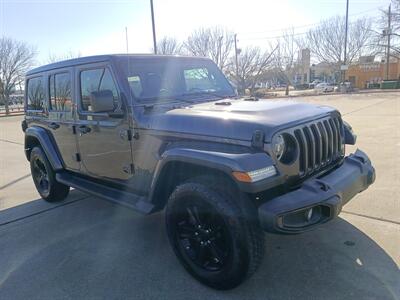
<box><xmin>30</xmin><ymin>146</ymin><xmax>69</xmax><ymax>202</ymax></box>
<box><xmin>165</xmin><ymin>177</ymin><xmax>265</xmax><ymax>290</ymax></box>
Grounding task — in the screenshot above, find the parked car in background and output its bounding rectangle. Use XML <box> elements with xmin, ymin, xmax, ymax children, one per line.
<box><xmin>315</xmin><ymin>82</ymin><xmax>335</xmax><ymax>93</ymax></box>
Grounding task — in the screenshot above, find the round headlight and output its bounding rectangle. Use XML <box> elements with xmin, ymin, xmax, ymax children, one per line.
<box><xmin>272</xmin><ymin>134</ymin><xmax>285</xmax><ymax>160</ymax></box>
<box><xmin>272</xmin><ymin>133</ymin><xmax>297</xmax><ymax>164</ymax></box>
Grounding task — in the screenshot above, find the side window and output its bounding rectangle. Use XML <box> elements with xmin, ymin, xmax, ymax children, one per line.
<box><xmin>183</xmin><ymin>68</ymin><xmax>216</xmax><ymax>91</ymax></box>
<box><xmin>49</xmin><ymin>73</ymin><xmax>72</xmax><ymax>111</ymax></box>
<box><xmin>27</xmin><ymin>77</ymin><xmax>45</xmax><ymax>110</ymax></box>
<box><xmin>80</xmin><ymin>68</ymin><xmax>120</xmax><ymax>112</ymax></box>
<box><xmin>127</xmin><ymin>76</ymin><xmax>142</xmax><ymax>97</ymax></box>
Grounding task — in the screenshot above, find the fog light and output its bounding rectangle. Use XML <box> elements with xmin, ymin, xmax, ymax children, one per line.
<box><xmin>305</xmin><ymin>208</ymin><xmax>313</xmax><ymax>222</ymax></box>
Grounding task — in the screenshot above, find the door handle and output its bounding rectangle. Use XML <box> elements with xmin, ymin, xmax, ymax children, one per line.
<box><xmin>78</xmin><ymin>125</ymin><xmax>91</xmax><ymax>134</ymax></box>
<box><xmin>48</xmin><ymin>122</ymin><xmax>60</xmax><ymax>130</ymax></box>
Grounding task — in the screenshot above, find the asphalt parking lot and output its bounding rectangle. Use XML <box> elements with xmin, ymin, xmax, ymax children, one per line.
<box><xmin>0</xmin><ymin>92</ymin><xmax>399</xmax><ymax>299</ymax></box>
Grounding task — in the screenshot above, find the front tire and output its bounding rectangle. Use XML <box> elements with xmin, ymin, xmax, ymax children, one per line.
<box><xmin>165</xmin><ymin>179</ymin><xmax>264</xmax><ymax>290</ymax></box>
<box><xmin>30</xmin><ymin>146</ymin><xmax>69</xmax><ymax>202</ymax></box>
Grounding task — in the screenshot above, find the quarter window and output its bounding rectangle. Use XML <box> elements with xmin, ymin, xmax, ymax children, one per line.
<box><xmin>49</xmin><ymin>73</ymin><xmax>72</xmax><ymax>111</ymax></box>
<box><xmin>184</xmin><ymin>68</ymin><xmax>216</xmax><ymax>91</ymax></box>
<box><xmin>80</xmin><ymin>68</ymin><xmax>120</xmax><ymax>111</ymax></box>
<box><xmin>27</xmin><ymin>77</ymin><xmax>45</xmax><ymax>111</ymax></box>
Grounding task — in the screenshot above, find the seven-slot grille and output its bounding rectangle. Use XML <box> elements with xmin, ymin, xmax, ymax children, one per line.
<box><xmin>294</xmin><ymin>116</ymin><xmax>343</xmax><ymax>177</ymax></box>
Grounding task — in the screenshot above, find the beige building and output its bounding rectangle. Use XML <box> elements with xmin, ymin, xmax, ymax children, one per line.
<box><xmin>346</xmin><ymin>57</ymin><xmax>400</xmax><ymax>89</ymax></box>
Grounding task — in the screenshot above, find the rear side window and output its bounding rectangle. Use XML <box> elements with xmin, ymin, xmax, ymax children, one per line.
<box><xmin>80</xmin><ymin>68</ymin><xmax>120</xmax><ymax>111</ymax></box>
<box><xmin>27</xmin><ymin>77</ymin><xmax>45</xmax><ymax>111</ymax></box>
<box><xmin>127</xmin><ymin>76</ymin><xmax>142</xmax><ymax>96</ymax></box>
<box><xmin>49</xmin><ymin>73</ymin><xmax>72</xmax><ymax>111</ymax></box>
<box><xmin>184</xmin><ymin>67</ymin><xmax>217</xmax><ymax>91</ymax></box>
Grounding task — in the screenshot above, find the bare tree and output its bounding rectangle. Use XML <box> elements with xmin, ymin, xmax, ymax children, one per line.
<box><xmin>184</xmin><ymin>27</ymin><xmax>234</xmax><ymax>73</ymax></box>
<box><xmin>157</xmin><ymin>37</ymin><xmax>182</xmax><ymax>55</ymax></box>
<box><xmin>272</xmin><ymin>30</ymin><xmax>302</xmax><ymax>94</ymax></box>
<box><xmin>46</xmin><ymin>50</ymin><xmax>81</xmax><ymax>64</ymax></box>
<box><xmin>305</xmin><ymin>16</ymin><xmax>373</xmax><ymax>67</ymax></box>
<box><xmin>228</xmin><ymin>46</ymin><xmax>276</xmax><ymax>95</ymax></box>
<box><xmin>0</xmin><ymin>37</ymin><xmax>36</xmax><ymax>115</ymax></box>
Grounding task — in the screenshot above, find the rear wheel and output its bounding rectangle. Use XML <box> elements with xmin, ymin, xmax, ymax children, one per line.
<box><xmin>165</xmin><ymin>178</ymin><xmax>264</xmax><ymax>290</ymax></box>
<box><xmin>30</xmin><ymin>146</ymin><xmax>69</xmax><ymax>202</ymax></box>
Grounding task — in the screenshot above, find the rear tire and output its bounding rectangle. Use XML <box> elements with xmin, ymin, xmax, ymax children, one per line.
<box><xmin>30</xmin><ymin>146</ymin><xmax>69</xmax><ymax>202</ymax></box>
<box><xmin>165</xmin><ymin>178</ymin><xmax>264</xmax><ymax>290</ymax></box>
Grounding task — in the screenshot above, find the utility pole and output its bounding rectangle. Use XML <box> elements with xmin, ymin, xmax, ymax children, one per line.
<box><xmin>125</xmin><ymin>27</ymin><xmax>129</xmax><ymax>54</ymax></box>
<box><xmin>150</xmin><ymin>0</ymin><xmax>157</xmax><ymax>54</ymax></box>
<box><xmin>343</xmin><ymin>0</ymin><xmax>349</xmax><ymax>83</ymax></box>
<box><xmin>234</xmin><ymin>34</ymin><xmax>239</xmax><ymax>80</ymax></box>
<box><xmin>386</xmin><ymin>4</ymin><xmax>392</xmax><ymax>80</ymax></box>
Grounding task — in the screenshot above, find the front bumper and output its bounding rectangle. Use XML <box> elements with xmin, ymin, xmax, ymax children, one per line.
<box><xmin>258</xmin><ymin>149</ymin><xmax>375</xmax><ymax>234</ymax></box>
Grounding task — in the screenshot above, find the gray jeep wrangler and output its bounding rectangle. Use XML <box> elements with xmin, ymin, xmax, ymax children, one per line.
<box><xmin>23</xmin><ymin>55</ymin><xmax>375</xmax><ymax>290</ymax></box>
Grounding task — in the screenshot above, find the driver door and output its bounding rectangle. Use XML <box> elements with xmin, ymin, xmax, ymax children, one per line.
<box><xmin>75</xmin><ymin>63</ymin><xmax>134</xmax><ymax>180</ymax></box>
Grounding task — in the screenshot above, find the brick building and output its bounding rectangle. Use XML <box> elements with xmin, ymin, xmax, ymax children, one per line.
<box><xmin>346</xmin><ymin>57</ymin><xmax>400</xmax><ymax>89</ymax></box>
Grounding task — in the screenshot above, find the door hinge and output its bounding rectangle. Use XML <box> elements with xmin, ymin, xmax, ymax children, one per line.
<box><xmin>75</xmin><ymin>153</ymin><xmax>81</xmax><ymax>162</ymax></box>
<box><xmin>123</xmin><ymin>163</ymin><xmax>135</xmax><ymax>174</ymax></box>
<box><xmin>127</xmin><ymin>129</ymin><xmax>133</xmax><ymax>141</ymax></box>
<box><xmin>120</xmin><ymin>129</ymin><xmax>133</xmax><ymax>141</ymax></box>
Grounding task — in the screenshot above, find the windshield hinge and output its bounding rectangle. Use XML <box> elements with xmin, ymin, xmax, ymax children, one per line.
<box><xmin>251</xmin><ymin>130</ymin><xmax>265</xmax><ymax>149</ymax></box>
<box><xmin>123</xmin><ymin>163</ymin><xmax>135</xmax><ymax>174</ymax></box>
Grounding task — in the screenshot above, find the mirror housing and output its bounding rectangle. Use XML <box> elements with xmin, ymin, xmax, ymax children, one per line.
<box><xmin>90</xmin><ymin>90</ymin><xmax>114</xmax><ymax>113</ymax></box>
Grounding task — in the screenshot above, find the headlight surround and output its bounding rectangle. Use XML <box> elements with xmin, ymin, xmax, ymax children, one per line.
<box><xmin>272</xmin><ymin>133</ymin><xmax>297</xmax><ymax>164</ymax></box>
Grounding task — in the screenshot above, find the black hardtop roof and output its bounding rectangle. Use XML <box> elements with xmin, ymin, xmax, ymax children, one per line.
<box><xmin>26</xmin><ymin>54</ymin><xmax>212</xmax><ymax>76</ymax></box>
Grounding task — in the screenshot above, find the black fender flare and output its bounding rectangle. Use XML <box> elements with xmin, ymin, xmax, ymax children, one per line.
<box><xmin>24</xmin><ymin>126</ymin><xmax>64</xmax><ymax>171</ymax></box>
<box><xmin>148</xmin><ymin>147</ymin><xmax>276</xmax><ymax>207</ymax></box>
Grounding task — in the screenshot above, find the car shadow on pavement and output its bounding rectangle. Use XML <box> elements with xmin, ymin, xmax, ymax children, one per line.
<box><xmin>0</xmin><ymin>194</ymin><xmax>398</xmax><ymax>300</ymax></box>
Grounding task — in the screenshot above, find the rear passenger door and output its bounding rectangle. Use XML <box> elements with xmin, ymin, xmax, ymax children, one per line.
<box><xmin>75</xmin><ymin>64</ymin><xmax>133</xmax><ymax>180</ymax></box>
<box><xmin>46</xmin><ymin>69</ymin><xmax>80</xmax><ymax>171</ymax></box>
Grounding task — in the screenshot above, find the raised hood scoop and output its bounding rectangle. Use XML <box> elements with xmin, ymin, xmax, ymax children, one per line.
<box><xmin>214</xmin><ymin>101</ymin><xmax>232</xmax><ymax>106</ymax></box>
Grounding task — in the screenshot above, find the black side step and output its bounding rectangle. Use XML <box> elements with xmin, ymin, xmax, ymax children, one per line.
<box><xmin>56</xmin><ymin>172</ymin><xmax>154</xmax><ymax>214</ymax></box>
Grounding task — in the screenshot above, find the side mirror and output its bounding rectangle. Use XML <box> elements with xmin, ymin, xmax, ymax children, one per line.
<box><xmin>90</xmin><ymin>90</ymin><xmax>114</xmax><ymax>113</ymax></box>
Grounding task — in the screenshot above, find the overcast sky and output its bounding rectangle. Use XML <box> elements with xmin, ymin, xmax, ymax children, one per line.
<box><xmin>1</xmin><ymin>0</ymin><xmax>390</xmax><ymax>65</ymax></box>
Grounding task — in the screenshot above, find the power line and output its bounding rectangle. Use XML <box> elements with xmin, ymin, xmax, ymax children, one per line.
<box><xmin>236</xmin><ymin>5</ymin><xmax>386</xmax><ymax>38</ymax></box>
<box><xmin>239</xmin><ymin>31</ymin><xmax>309</xmax><ymax>41</ymax></box>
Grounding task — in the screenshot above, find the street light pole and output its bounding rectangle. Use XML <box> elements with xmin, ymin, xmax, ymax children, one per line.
<box><xmin>343</xmin><ymin>0</ymin><xmax>349</xmax><ymax>83</ymax></box>
<box><xmin>234</xmin><ymin>34</ymin><xmax>239</xmax><ymax>79</ymax></box>
<box><xmin>150</xmin><ymin>0</ymin><xmax>157</xmax><ymax>54</ymax></box>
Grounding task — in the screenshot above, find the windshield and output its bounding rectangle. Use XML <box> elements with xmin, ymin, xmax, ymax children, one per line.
<box><xmin>120</xmin><ymin>58</ymin><xmax>235</xmax><ymax>103</ymax></box>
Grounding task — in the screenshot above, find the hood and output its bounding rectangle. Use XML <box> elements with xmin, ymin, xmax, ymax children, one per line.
<box><xmin>142</xmin><ymin>98</ymin><xmax>338</xmax><ymax>142</ymax></box>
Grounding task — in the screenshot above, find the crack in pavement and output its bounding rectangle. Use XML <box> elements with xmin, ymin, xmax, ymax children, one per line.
<box><xmin>342</xmin><ymin>98</ymin><xmax>396</xmax><ymax>116</ymax></box>
<box><xmin>0</xmin><ymin>138</ymin><xmax>23</xmax><ymax>146</ymax></box>
<box><xmin>0</xmin><ymin>174</ymin><xmax>31</xmax><ymax>190</ymax></box>
<box><xmin>342</xmin><ymin>210</ymin><xmax>400</xmax><ymax>226</ymax></box>
<box><xmin>0</xmin><ymin>196</ymin><xmax>89</xmax><ymax>227</ymax></box>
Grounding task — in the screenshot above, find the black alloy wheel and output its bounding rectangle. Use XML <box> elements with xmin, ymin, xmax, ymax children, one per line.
<box><xmin>174</xmin><ymin>200</ymin><xmax>233</xmax><ymax>272</ymax></box>
<box><xmin>30</xmin><ymin>146</ymin><xmax>70</xmax><ymax>202</ymax></box>
<box><xmin>31</xmin><ymin>156</ymin><xmax>51</xmax><ymax>197</ymax></box>
<box><xmin>166</xmin><ymin>178</ymin><xmax>265</xmax><ymax>290</ymax></box>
